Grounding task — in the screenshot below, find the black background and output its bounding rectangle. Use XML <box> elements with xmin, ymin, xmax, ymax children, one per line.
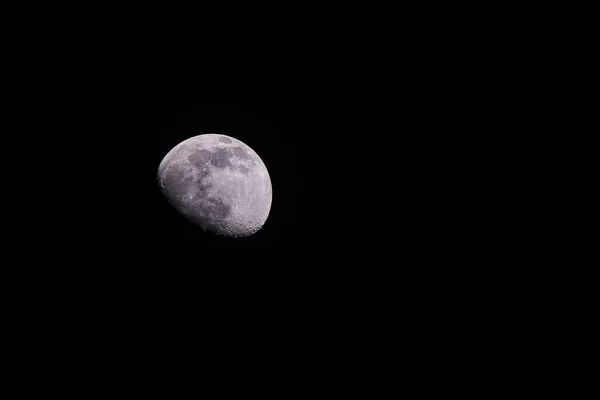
<box><xmin>3</xmin><ymin>10</ymin><xmax>513</xmax><ymax>389</ymax></box>
<box><xmin>0</xmin><ymin>4</ymin><xmax>563</xmax><ymax>394</ymax></box>
<box><xmin>13</xmin><ymin>46</ymin><xmax>469</xmax><ymax>310</ymax></box>
<box><xmin>16</xmin><ymin>89</ymin><xmax>442</xmax><ymax>382</ymax></box>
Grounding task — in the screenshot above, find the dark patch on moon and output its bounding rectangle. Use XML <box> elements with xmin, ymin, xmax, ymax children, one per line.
<box><xmin>192</xmin><ymin>180</ymin><xmax>208</xmax><ymax>198</ymax></box>
<box><xmin>188</xmin><ymin>149</ymin><xmax>211</xmax><ymax>168</ymax></box>
<box><xmin>204</xmin><ymin>197</ymin><xmax>231</xmax><ymax>219</ymax></box>
<box><xmin>196</xmin><ymin>168</ymin><xmax>209</xmax><ymax>181</ymax></box>
<box><xmin>237</xmin><ymin>165</ymin><xmax>250</xmax><ymax>174</ymax></box>
<box><xmin>210</xmin><ymin>148</ymin><xmax>234</xmax><ymax>169</ymax></box>
<box><xmin>218</xmin><ymin>136</ymin><xmax>232</xmax><ymax>143</ymax></box>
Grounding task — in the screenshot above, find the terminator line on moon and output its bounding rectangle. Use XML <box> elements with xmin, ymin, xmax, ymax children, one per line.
<box><xmin>157</xmin><ymin>134</ymin><xmax>272</xmax><ymax>237</ymax></box>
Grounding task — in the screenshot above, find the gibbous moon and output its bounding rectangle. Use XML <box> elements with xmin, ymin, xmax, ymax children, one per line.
<box><xmin>157</xmin><ymin>134</ymin><xmax>272</xmax><ymax>237</ymax></box>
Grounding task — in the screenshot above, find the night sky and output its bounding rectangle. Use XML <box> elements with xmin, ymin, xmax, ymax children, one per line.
<box><xmin>81</xmin><ymin>98</ymin><xmax>350</xmax><ymax>296</ymax></box>
<box><xmin>4</xmin><ymin>8</ymin><xmax>513</xmax><ymax>391</ymax></box>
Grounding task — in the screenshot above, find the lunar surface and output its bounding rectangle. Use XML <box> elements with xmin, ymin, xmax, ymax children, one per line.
<box><xmin>157</xmin><ymin>134</ymin><xmax>272</xmax><ymax>237</ymax></box>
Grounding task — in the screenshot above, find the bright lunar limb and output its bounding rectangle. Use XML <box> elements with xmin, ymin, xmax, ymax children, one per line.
<box><xmin>157</xmin><ymin>134</ymin><xmax>272</xmax><ymax>237</ymax></box>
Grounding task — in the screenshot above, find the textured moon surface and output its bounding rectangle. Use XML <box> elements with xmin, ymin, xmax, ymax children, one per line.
<box><xmin>157</xmin><ymin>134</ymin><xmax>272</xmax><ymax>237</ymax></box>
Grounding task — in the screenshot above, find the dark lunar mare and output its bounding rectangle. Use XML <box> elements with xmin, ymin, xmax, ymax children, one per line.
<box><xmin>188</xmin><ymin>149</ymin><xmax>211</xmax><ymax>168</ymax></box>
<box><xmin>210</xmin><ymin>148</ymin><xmax>234</xmax><ymax>169</ymax></box>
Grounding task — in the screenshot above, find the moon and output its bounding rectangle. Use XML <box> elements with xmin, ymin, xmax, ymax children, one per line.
<box><xmin>157</xmin><ymin>134</ymin><xmax>272</xmax><ymax>237</ymax></box>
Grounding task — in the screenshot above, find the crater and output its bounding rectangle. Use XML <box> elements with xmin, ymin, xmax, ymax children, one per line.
<box><xmin>219</xmin><ymin>136</ymin><xmax>232</xmax><ymax>143</ymax></box>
